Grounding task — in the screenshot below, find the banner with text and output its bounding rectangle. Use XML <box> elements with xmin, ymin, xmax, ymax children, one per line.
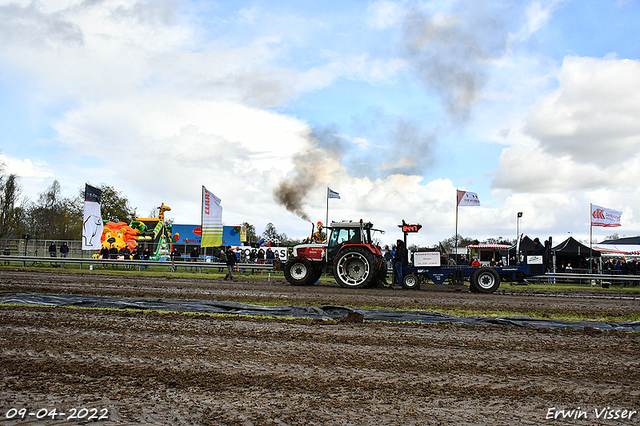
<box><xmin>591</xmin><ymin>204</ymin><xmax>622</xmax><ymax>227</ymax></box>
<box><xmin>457</xmin><ymin>190</ymin><xmax>480</xmax><ymax>206</ymax></box>
<box><xmin>201</xmin><ymin>186</ymin><xmax>223</xmax><ymax>247</ymax></box>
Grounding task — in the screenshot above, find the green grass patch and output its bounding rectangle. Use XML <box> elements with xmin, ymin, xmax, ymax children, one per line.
<box><xmin>500</xmin><ymin>281</ymin><xmax>640</xmax><ymax>293</ymax></box>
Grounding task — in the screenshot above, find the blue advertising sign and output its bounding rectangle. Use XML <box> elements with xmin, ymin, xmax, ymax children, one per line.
<box><xmin>172</xmin><ymin>224</ymin><xmax>242</xmax><ymax>246</ymax></box>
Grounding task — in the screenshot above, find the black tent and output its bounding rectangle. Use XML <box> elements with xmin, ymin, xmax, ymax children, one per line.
<box><xmin>508</xmin><ymin>235</ymin><xmax>536</xmax><ymax>257</ymax></box>
<box><xmin>552</xmin><ymin>237</ymin><xmax>600</xmax><ymax>271</ymax></box>
<box><xmin>599</xmin><ymin>236</ymin><xmax>640</xmax><ymax>245</ymax></box>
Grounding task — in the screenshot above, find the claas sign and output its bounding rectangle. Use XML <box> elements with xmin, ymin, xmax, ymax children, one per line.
<box><xmin>399</xmin><ymin>223</ymin><xmax>422</xmax><ymax>233</ymax></box>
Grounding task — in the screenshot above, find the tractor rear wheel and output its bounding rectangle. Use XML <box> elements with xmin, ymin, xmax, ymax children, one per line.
<box><xmin>284</xmin><ymin>257</ymin><xmax>317</xmax><ymax>286</ymax></box>
<box><xmin>471</xmin><ymin>267</ymin><xmax>500</xmax><ymax>293</ymax></box>
<box><xmin>334</xmin><ymin>247</ymin><xmax>378</xmax><ymax>289</ymax></box>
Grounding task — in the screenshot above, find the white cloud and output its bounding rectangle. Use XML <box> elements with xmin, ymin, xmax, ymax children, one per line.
<box><xmin>509</xmin><ymin>0</ymin><xmax>565</xmax><ymax>43</ymax></box>
<box><xmin>366</xmin><ymin>0</ymin><xmax>404</xmax><ymax>30</ymax></box>
<box><xmin>525</xmin><ymin>56</ymin><xmax>640</xmax><ymax>166</ymax></box>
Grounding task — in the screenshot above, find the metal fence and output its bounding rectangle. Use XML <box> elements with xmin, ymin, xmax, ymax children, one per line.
<box><xmin>0</xmin><ymin>255</ymin><xmax>276</xmax><ymax>274</ymax></box>
<box><xmin>1</xmin><ymin>238</ymin><xmax>86</xmax><ymax>258</ymax></box>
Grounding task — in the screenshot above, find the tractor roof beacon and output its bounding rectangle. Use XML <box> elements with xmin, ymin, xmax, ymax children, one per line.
<box><xmin>283</xmin><ymin>220</ymin><xmax>387</xmax><ymax>289</ymax></box>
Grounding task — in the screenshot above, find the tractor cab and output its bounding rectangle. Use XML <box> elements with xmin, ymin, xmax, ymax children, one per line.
<box><xmin>326</xmin><ymin>220</ymin><xmax>378</xmax><ymax>262</ymax></box>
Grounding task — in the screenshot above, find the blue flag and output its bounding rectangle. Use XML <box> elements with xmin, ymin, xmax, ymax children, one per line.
<box><xmin>328</xmin><ymin>188</ymin><xmax>340</xmax><ymax>199</ymax></box>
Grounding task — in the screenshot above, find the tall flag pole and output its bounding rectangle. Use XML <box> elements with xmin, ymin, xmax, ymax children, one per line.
<box><xmin>326</xmin><ymin>187</ymin><xmax>340</xmax><ymax>229</ymax></box>
<box><xmin>455</xmin><ymin>189</ymin><xmax>480</xmax><ymax>255</ymax></box>
<box><xmin>201</xmin><ymin>186</ymin><xmax>223</xmax><ymax>248</ymax></box>
<box><xmin>82</xmin><ymin>184</ymin><xmax>103</xmax><ymax>250</ymax></box>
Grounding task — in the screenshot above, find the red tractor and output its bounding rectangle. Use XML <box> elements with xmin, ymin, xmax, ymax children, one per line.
<box><xmin>283</xmin><ymin>220</ymin><xmax>387</xmax><ymax>288</ymax></box>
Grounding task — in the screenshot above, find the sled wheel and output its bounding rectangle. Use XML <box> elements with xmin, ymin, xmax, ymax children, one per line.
<box><xmin>402</xmin><ymin>273</ymin><xmax>420</xmax><ymax>290</ymax></box>
<box><xmin>471</xmin><ymin>267</ymin><xmax>500</xmax><ymax>293</ymax></box>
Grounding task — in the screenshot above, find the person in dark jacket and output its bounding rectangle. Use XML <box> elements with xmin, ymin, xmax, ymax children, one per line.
<box><xmin>189</xmin><ymin>247</ymin><xmax>199</xmax><ymax>271</ymax></box>
<box><xmin>49</xmin><ymin>242</ymin><xmax>57</xmax><ymax>257</ymax></box>
<box><xmin>224</xmin><ymin>247</ymin><xmax>237</xmax><ymax>280</ymax></box>
<box><xmin>532</xmin><ymin>238</ymin><xmax>545</xmax><ymax>255</ymax></box>
<box><xmin>393</xmin><ymin>239</ymin><xmax>405</xmax><ymax>286</ymax></box>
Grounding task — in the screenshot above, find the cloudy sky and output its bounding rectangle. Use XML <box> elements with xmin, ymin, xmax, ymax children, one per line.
<box><xmin>1</xmin><ymin>0</ymin><xmax>639</xmax><ymax>248</ymax></box>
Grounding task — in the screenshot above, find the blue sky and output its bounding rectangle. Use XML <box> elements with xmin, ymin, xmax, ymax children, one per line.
<box><xmin>1</xmin><ymin>0</ymin><xmax>639</xmax><ymax>248</ymax></box>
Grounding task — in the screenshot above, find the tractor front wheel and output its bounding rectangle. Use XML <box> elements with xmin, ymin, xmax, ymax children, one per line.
<box><xmin>284</xmin><ymin>257</ymin><xmax>317</xmax><ymax>286</ymax></box>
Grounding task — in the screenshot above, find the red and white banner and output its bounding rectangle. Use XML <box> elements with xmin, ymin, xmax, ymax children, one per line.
<box><xmin>457</xmin><ymin>190</ymin><xmax>480</xmax><ymax>206</ymax></box>
<box><xmin>591</xmin><ymin>204</ymin><xmax>622</xmax><ymax>227</ymax></box>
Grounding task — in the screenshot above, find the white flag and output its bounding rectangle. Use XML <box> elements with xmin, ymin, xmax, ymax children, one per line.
<box><xmin>591</xmin><ymin>204</ymin><xmax>622</xmax><ymax>227</ymax></box>
<box><xmin>457</xmin><ymin>190</ymin><xmax>480</xmax><ymax>206</ymax></box>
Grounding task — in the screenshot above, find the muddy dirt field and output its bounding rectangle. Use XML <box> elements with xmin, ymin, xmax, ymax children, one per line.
<box><xmin>1</xmin><ymin>269</ymin><xmax>639</xmax><ymax>425</ymax></box>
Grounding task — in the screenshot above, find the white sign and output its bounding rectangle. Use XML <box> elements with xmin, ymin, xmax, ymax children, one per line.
<box><xmin>414</xmin><ymin>252</ymin><xmax>441</xmax><ymax>267</ymax></box>
<box><xmin>527</xmin><ymin>255</ymin><xmax>543</xmax><ymax>265</ymax></box>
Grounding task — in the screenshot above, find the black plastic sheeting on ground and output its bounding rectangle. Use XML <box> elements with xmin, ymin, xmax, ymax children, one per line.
<box><xmin>2</xmin><ymin>292</ymin><xmax>639</xmax><ymax>332</ymax></box>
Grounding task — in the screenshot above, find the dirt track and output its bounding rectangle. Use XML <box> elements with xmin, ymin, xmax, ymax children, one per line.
<box><xmin>1</xmin><ymin>270</ymin><xmax>639</xmax><ymax>425</ymax></box>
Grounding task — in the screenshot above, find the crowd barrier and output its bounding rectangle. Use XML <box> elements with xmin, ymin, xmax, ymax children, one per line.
<box><xmin>0</xmin><ymin>255</ymin><xmax>275</xmax><ymax>273</ymax></box>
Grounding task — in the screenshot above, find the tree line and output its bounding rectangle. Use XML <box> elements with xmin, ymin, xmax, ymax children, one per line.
<box><xmin>0</xmin><ymin>161</ymin><xmax>287</xmax><ymax>244</ymax></box>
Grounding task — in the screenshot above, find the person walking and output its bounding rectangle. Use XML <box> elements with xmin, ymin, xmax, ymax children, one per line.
<box><xmin>224</xmin><ymin>247</ymin><xmax>237</xmax><ymax>281</ymax></box>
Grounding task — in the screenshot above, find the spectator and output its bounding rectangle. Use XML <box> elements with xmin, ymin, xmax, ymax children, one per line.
<box><xmin>458</xmin><ymin>254</ymin><xmax>468</xmax><ymax>266</ymax></box>
<box><xmin>393</xmin><ymin>239</ymin><xmax>405</xmax><ymax>286</ymax></box>
<box><xmin>60</xmin><ymin>242</ymin><xmax>69</xmax><ymax>258</ymax></box>
<box><xmin>3</xmin><ymin>245</ymin><xmax>10</xmax><ymax>265</ymax></box>
<box><xmin>266</xmin><ymin>248</ymin><xmax>275</xmax><ymax>265</ymax></box>
<box><xmin>122</xmin><ymin>245</ymin><xmax>132</xmax><ymax>269</ymax></box>
<box><xmin>170</xmin><ymin>247</ymin><xmax>180</xmax><ymax>262</ymax></box>
<box><xmin>621</xmin><ymin>259</ymin><xmax>630</xmax><ymax>286</ymax></box>
<box><xmin>142</xmin><ymin>247</ymin><xmax>150</xmax><ymax>269</ymax></box>
<box><xmin>224</xmin><ymin>247</ymin><xmax>237</xmax><ymax>280</ymax></box>
<box><xmin>49</xmin><ymin>242</ymin><xmax>57</xmax><ymax>258</ymax></box>
<box><xmin>100</xmin><ymin>246</ymin><xmax>110</xmax><ymax>267</ymax></box>
<box><xmin>471</xmin><ymin>257</ymin><xmax>481</xmax><ymax>267</ymax></box>
<box><xmin>49</xmin><ymin>242</ymin><xmax>59</xmax><ymax>267</ymax></box>
<box><xmin>190</xmin><ymin>247</ymin><xmax>199</xmax><ymax>271</ymax></box>
<box><xmin>490</xmin><ymin>258</ymin><xmax>496</xmax><ymax>267</ymax></box>
<box><xmin>566</xmin><ymin>263</ymin><xmax>573</xmax><ymax>272</ymax></box>
<box><xmin>219</xmin><ymin>248</ymin><xmax>227</xmax><ymax>273</ymax></box>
